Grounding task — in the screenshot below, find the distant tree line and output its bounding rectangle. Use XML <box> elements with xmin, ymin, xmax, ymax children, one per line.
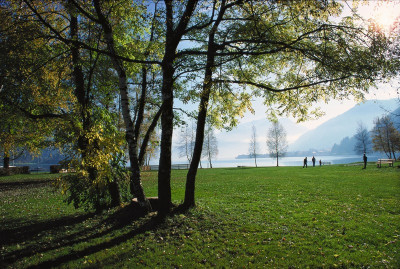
<box><xmin>332</xmin><ymin>105</ymin><xmax>400</xmax><ymax>159</ymax></box>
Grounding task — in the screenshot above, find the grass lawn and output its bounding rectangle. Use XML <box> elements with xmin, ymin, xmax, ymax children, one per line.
<box><xmin>1</xmin><ymin>164</ymin><xmax>399</xmax><ymax>268</ymax></box>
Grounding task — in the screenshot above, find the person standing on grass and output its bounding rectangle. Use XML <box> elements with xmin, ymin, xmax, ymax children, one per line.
<box><xmin>303</xmin><ymin>157</ymin><xmax>308</xmax><ymax>168</ymax></box>
<box><xmin>319</xmin><ymin>159</ymin><xmax>322</xmax><ymax>166</ymax></box>
<box><xmin>363</xmin><ymin>153</ymin><xmax>367</xmax><ymax>169</ymax></box>
<box><xmin>312</xmin><ymin>156</ymin><xmax>316</xmax><ymax>167</ymax></box>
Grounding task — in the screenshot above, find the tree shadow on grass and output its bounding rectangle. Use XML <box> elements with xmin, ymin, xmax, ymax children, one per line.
<box><xmin>0</xmin><ymin>179</ymin><xmax>54</xmax><ymax>191</ymax></box>
<box><xmin>28</xmin><ymin>214</ymin><xmax>162</xmax><ymax>269</ymax></box>
<box><xmin>1</xmin><ymin>200</ymin><xmax>162</xmax><ymax>268</ymax></box>
<box><xmin>0</xmin><ymin>213</ymin><xmax>95</xmax><ymax>245</ymax></box>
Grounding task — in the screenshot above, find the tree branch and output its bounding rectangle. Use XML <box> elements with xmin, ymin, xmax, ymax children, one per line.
<box><xmin>214</xmin><ymin>76</ymin><xmax>352</xmax><ymax>93</ymax></box>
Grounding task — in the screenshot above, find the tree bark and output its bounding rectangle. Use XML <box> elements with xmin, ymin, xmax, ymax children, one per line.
<box><xmin>157</xmin><ymin>0</ymin><xmax>198</xmax><ymax>215</ymax></box>
<box><xmin>3</xmin><ymin>153</ymin><xmax>10</xmax><ymax>169</ymax></box>
<box><xmin>158</xmin><ymin>55</ymin><xmax>174</xmax><ymax>214</ymax></box>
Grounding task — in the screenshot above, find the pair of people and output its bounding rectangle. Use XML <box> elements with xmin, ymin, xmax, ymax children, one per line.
<box><xmin>303</xmin><ymin>156</ymin><xmax>317</xmax><ymax>168</ymax></box>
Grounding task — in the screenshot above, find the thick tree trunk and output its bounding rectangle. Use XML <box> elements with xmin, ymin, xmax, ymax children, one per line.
<box><xmin>108</xmin><ymin>179</ymin><xmax>121</xmax><ymax>207</ymax></box>
<box><xmin>157</xmin><ymin>0</ymin><xmax>198</xmax><ymax>215</ymax></box>
<box><xmin>158</xmin><ymin>59</ymin><xmax>174</xmax><ymax>215</ymax></box>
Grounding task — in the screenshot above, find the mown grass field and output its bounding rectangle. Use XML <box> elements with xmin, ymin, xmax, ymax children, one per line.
<box><xmin>1</xmin><ymin>164</ymin><xmax>399</xmax><ymax>268</ymax></box>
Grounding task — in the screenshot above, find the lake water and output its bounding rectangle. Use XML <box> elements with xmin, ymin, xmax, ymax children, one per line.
<box><xmin>11</xmin><ymin>154</ymin><xmax>383</xmax><ymax>171</ymax></box>
<box><xmin>199</xmin><ymin>155</ymin><xmax>382</xmax><ymax>168</ymax></box>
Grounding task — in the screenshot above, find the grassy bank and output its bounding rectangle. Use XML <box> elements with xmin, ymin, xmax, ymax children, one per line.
<box><xmin>1</xmin><ymin>164</ymin><xmax>399</xmax><ymax>268</ymax></box>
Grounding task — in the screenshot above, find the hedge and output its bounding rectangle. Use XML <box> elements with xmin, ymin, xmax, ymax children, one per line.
<box><xmin>0</xmin><ymin>166</ymin><xmax>30</xmax><ymax>177</ymax></box>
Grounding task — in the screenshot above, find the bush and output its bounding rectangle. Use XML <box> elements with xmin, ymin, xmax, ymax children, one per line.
<box><xmin>0</xmin><ymin>166</ymin><xmax>30</xmax><ymax>177</ymax></box>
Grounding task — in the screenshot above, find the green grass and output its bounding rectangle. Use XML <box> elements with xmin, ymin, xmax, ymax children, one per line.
<box><xmin>1</xmin><ymin>164</ymin><xmax>399</xmax><ymax>268</ymax></box>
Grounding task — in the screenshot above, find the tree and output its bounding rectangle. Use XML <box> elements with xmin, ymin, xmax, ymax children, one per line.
<box><xmin>177</xmin><ymin>122</ymin><xmax>195</xmax><ymax>164</ymax></box>
<box><xmin>266</xmin><ymin>121</ymin><xmax>288</xmax><ymax>167</ymax></box>
<box><xmin>3</xmin><ymin>0</ymin><xmax>129</xmax><ymax>211</ymax></box>
<box><xmin>183</xmin><ymin>0</ymin><xmax>240</xmax><ymax>208</ymax></box>
<box><xmin>92</xmin><ymin>0</ymin><xmax>163</xmax><ymax>211</ymax></box>
<box><xmin>202</xmin><ymin>121</ymin><xmax>218</xmax><ymax>168</ymax></box>
<box><xmin>353</xmin><ymin>122</ymin><xmax>372</xmax><ymax>154</ymax></box>
<box><xmin>249</xmin><ymin>125</ymin><xmax>259</xmax><ymax>167</ymax></box>
<box><xmin>371</xmin><ymin>116</ymin><xmax>400</xmax><ymax>159</ymax></box>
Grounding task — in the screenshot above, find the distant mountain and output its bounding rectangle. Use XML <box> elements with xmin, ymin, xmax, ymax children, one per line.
<box><xmin>289</xmin><ymin>99</ymin><xmax>399</xmax><ymax>151</ymax></box>
<box><xmin>391</xmin><ymin>106</ymin><xmax>400</xmax><ymax>126</ymax></box>
<box><xmin>331</xmin><ymin>136</ymin><xmax>358</xmax><ymax>155</ymax></box>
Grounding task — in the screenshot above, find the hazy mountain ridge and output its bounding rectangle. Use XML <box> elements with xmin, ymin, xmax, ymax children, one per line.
<box><xmin>289</xmin><ymin>99</ymin><xmax>399</xmax><ymax>152</ymax></box>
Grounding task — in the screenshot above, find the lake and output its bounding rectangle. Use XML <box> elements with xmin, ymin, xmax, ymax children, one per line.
<box><xmin>11</xmin><ymin>154</ymin><xmax>383</xmax><ymax>172</ymax></box>
<box><xmin>199</xmin><ymin>155</ymin><xmax>382</xmax><ymax>168</ymax></box>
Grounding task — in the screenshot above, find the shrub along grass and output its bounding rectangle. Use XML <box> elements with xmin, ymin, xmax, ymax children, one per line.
<box><xmin>0</xmin><ymin>164</ymin><xmax>399</xmax><ymax>268</ymax></box>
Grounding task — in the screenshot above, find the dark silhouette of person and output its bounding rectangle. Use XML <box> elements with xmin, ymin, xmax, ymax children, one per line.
<box><xmin>312</xmin><ymin>156</ymin><xmax>316</xmax><ymax>167</ymax></box>
<box><xmin>363</xmin><ymin>153</ymin><xmax>367</xmax><ymax>169</ymax></box>
<box><xmin>319</xmin><ymin>159</ymin><xmax>322</xmax><ymax>166</ymax></box>
<box><xmin>303</xmin><ymin>157</ymin><xmax>308</xmax><ymax>168</ymax></box>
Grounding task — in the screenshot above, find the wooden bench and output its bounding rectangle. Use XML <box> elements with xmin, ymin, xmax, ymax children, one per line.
<box><xmin>376</xmin><ymin>159</ymin><xmax>395</xmax><ymax>168</ymax></box>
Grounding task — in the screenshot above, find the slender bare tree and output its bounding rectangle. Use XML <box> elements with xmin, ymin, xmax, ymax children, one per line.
<box><xmin>202</xmin><ymin>122</ymin><xmax>218</xmax><ymax>168</ymax></box>
<box><xmin>353</xmin><ymin>122</ymin><xmax>372</xmax><ymax>154</ymax></box>
<box><xmin>266</xmin><ymin>121</ymin><xmax>288</xmax><ymax>167</ymax></box>
<box><xmin>178</xmin><ymin>122</ymin><xmax>195</xmax><ymax>164</ymax></box>
<box><xmin>249</xmin><ymin>125</ymin><xmax>259</xmax><ymax>167</ymax></box>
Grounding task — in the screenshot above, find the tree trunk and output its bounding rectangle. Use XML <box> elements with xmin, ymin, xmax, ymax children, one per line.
<box><xmin>158</xmin><ymin>58</ymin><xmax>174</xmax><ymax>215</ymax></box>
<box><xmin>138</xmin><ymin>105</ymin><xmax>163</xmax><ymax>166</ymax></box>
<box><xmin>93</xmin><ymin>0</ymin><xmax>151</xmax><ymax>211</ymax></box>
<box><xmin>69</xmin><ymin>5</ymin><xmax>105</xmax><ymax>211</ymax></box>
<box><xmin>276</xmin><ymin>154</ymin><xmax>278</xmax><ymax>167</ymax></box>
<box><xmin>3</xmin><ymin>153</ymin><xmax>10</xmax><ymax>169</ymax></box>
<box><xmin>183</xmin><ymin>1</ymin><xmax>228</xmax><ymax>208</ymax></box>
<box><xmin>157</xmin><ymin>0</ymin><xmax>198</xmax><ymax>215</ymax></box>
<box><xmin>108</xmin><ymin>176</ymin><xmax>121</xmax><ymax>207</ymax></box>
